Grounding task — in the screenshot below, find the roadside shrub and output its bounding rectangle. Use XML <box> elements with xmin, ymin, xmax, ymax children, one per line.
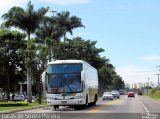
<box><xmin>149</xmin><ymin>88</ymin><xmax>157</xmax><ymax>96</ymax></box>
<box><xmin>34</xmin><ymin>97</ymin><xmax>46</xmax><ymax>103</ymax></box>
<box><xmin>149</xmin><ymin>88</ymin><xmax>160</xmax><ymax>99</ymax></box>
<box><xmin>0</xmin><ymin>102</ymin><xmax>29</xmax><ymax>106</ymax></box>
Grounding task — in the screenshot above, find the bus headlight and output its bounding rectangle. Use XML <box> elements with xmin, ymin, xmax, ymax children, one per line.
<box><xmin>74</xmin><ymin>96</ymin><xmax>83</xmax><ymax>99</ymax></box>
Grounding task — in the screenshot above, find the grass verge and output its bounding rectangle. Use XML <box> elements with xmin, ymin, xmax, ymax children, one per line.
<box><xmin>0</xmin><ymin>98</ymin><xmax>47</xmax><ymax>111</ymax></box>
<box><xmin>144</xmin><ymin>89</ymin><xmax>160</xmax><ymax>100</ymax></box>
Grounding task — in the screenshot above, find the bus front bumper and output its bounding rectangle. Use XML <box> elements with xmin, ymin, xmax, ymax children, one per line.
<box><xmin>47</xmin><ymin>98</ymin><xmax>86</xmax><ymax>106</ymax></box>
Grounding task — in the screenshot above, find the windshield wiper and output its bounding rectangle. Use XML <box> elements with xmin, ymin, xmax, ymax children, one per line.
<box><xmin>62</xmin><ymin>79</ymin><xmax>73</xmax><ymax>93</ymax></box>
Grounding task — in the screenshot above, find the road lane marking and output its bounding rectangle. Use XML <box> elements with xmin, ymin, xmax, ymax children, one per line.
<box><xmin>87</xmin><ymin>99</ymin><xmax>120</xmax><ymax>113</ymax></box>
<box><xmin>136</xmin><ymin>96</ymin><xmax>150</xmax><ymax>113</ymax></box>
<box><xmin>88</xmin><ymin>105</ymin><xmax>108</xmax><ymax>113</ymax></box>
<box><xmin>137</xmin><ymin>96</ymin><xmax>159</xmax><ymax>119</ymax></box>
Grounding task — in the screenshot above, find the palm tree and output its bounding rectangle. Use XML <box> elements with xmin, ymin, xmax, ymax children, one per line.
<box><xmin>35</xmin><ymin>17</ymin><xmax>63</xmax><ymax>61</ymax></box>
<box><xmin>55</xmin><ymin>11</ymin><xmax>84</xmax><ymax>42</ymax></box>
<box><xmin>35</xmin><ymin>11</ymin><xmax>84</xmax><ymax>61</ymax></box>
<box><xmin>2</xmin><ymin>1</ymin><xmax>49</xmax><ymax>102</ymax></box>
<box><xmin>36</xmin><ymin>17</ymin><xmax>63</xmax><ymax>43</ymax></box>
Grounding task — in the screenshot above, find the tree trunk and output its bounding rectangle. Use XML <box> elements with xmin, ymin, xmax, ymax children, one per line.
<box><xmin>27</xmin><ymin>67</ymin><xmax>32</xmax><ymax>103</ymax></box>
<box><xmin>27</xmin><ymin>32</ymin><xmax>32</xmax><ymax>103</ymax></box>
<box><xmin>49</xmin><ymin>46</ymin><xmax>51</xmax><ymax>62</ymax></box>
<box><xmin>7</xmin><ymin>67</ymin><xmax>10</xmax><ymax>101</ymax></box>
<box><xmin>38</xmin><ymin>81</ymin><xmax>42</xmax><ymax>104</ymax></box>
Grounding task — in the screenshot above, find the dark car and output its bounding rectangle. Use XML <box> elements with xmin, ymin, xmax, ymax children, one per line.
<box><xmin>137</xmin><ymin>90</ymin><xmax>143</xmax><ymax>95</ymax></box>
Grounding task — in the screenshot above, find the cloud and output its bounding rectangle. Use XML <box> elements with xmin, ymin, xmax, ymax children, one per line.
<box><xmin>40</xmin><ymin>0</ymin><xmax>91</xmax><ymax>5</ymax></box>
<box><xmin>116</xmin><ymin>65</ymin><xmax>155</xmax><ymax>83</ymax></box>
<box><xmin>0</xmin><ymin>0</ymin><xmax>27</xmax><ymax>23</ymax></box>
<box><xmin>0</xmin><ymin>0</ymin><xmax>26</xmax><ymax>12</ymax></box>
<box><xmin>140</xmin><ymin>55</ymin><xmax>160</xmax><ymax>61</ymax></box>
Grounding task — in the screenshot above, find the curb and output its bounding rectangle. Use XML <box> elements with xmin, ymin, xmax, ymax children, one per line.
<box><xmin>0</xmin><ymin>105</ymin><xmax>50</xmax><ymax>114</ymax></box>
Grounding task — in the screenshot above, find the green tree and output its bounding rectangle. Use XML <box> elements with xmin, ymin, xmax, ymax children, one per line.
<box><xmin>35</xmin><ymin>17</ymin><xmax>63</xmax><ymax>42</ymax></box>
<box><xmin>55</xmin><ymin>11</ymin><xmax>84</xmax><ymax>42</ymax></box>
<box><xmin>98</xmin><ymin>65</ymin><xmax>115</xmax><ymax>95</ymax></box>
<box><xmin>2</xmin><ymin>1</ymin><xmax>49</xmax><ymax>102</ymax></box>
<box><xmin>32</xmin><ymin>44</ymin><xmax>48</xmax><ymax>103</ymax></box>
<box><xmin>111</xmin><ymin>75</ymin><xmax>125</xmax><ymax>90</ymax></box>
<box><xmin>0</xmin><ymin>30</ymin><xmax>26</xmax><ymax>100</ymax></box>
<box><xmin>54</xmin><ymin>37</ymin><xmax>104</xmax><ymax>62</ymax></box>
<box><xmin>36</xmin><ymin>11</ymin><xmax>84</xmax><ymax>61</ymax></box>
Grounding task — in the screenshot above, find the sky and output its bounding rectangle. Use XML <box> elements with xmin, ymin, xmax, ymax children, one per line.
<box><xmin>0</xmin><ymin>0</ymin><xmax>160</xmax><ymax>85</ymax></box>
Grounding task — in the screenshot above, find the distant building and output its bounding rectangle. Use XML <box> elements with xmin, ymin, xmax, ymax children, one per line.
<box><xmin>125</xmin><ymin>83</ymin><xmax>130</xmax><ymax>89</ymax></box>
<box><xmin>137</xmin><ymin>82</ymin><xmax>144</xmax><ymax>89</ymax></box>
<box><xmin>131</xmin><ymin>83</ymin><xmax>137</xmax><ymax>89</ymax></box>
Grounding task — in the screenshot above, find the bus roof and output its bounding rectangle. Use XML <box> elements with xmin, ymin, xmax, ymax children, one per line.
<box><xmin>47</xmin><ymin>60</ymin><xmax>97</xmax><ymax>73</ymax></box>
<box><xmin>48</xmin><ymin>60</ymin><xmax>86</xmax><ymax>65</ymax></box>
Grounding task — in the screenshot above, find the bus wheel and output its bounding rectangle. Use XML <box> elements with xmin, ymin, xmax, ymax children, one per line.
<box><xmin>53</xmin><ymin>105</ymin><xmax>59</xmax><ymax>110</ymax></box>
<box><xmin>86</xmin><ymin>94</ymin><xmax>88</xmax><ymax>105</ymax></box>
<box><xmin>81</xmin><ymin>95</ymin><xmax>88</xmax><ymax>109</ymax></box>
<box><xmin>90</xmin><ymin>94</ymin><xmax>97</xmax><ymax>106</ymax></box>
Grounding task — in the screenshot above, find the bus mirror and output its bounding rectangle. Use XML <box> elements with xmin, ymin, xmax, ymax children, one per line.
<box><xmin>81</xmin><ymin>71</ymin><xmax>85</xmax><ymax>81</ymax></box>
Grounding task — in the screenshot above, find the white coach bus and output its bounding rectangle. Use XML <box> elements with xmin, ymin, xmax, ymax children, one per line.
<box><xmin>42</xmin><ymin>60</ymin><xmax>98</xmax><ymax>109</ymax></box>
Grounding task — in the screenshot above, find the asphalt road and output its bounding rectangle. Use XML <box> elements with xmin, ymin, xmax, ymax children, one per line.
<box><xmin>2</xmin><ymin>95</ymin><xmax>160</xmax><ymax>119</ymax></box>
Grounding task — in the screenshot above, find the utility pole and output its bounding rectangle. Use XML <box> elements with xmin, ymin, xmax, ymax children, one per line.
<box><xmin>154</xmin><ymin>74</ymin><xmax>160</xmax><ymax>92</ymax></box>
<box><xmin>49</xmin><ymin>10</ymin><xmax>57</xmax><ymax>61</ymax></box>
<box><xmin>147</xmin><ymin>77</ymin><xmax>150</xmax><ymax>95</ymax></box>
<box><xmin>147</xmin><ymin>77</ymin><xmax>150</xmax><ymax>86</ymax></box>
<box><xmin>50</xmin><ymin>10</ymin><xmax>57</xmax><ymax>17</ymax></box>
<box><xmin>156</xmin><ymin>66</ymin><xmax>160</xmax><ymax>89</ymax></box>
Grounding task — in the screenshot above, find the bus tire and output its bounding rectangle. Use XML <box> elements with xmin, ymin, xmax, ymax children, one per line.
<box><xmin>53</xmin><ymin>105</ymin><xmax>59</xmax><ymax>110</ymax></box>
<box><xmin>90</xmin><ymin>94</ymin><xmax>97</xmax><ymax>106</ymax></box>
<box><xmin>81</xmin><ymin>95</ymin><xmax>88</xmax><ymax>109</ymax></box>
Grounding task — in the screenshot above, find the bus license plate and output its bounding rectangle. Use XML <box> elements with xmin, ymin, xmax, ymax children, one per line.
<box><xmin>61</xmin><ymin>101</ymin><xmax>67</xmax><ymax>104</ymax></box>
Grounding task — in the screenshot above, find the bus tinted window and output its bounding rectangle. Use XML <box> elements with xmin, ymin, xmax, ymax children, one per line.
<box><xmin>47</xmin><ymin>63</ymin><xmax>82</xmax><ymax>73</ymax></box>
<box><xmin>47</xmin><ymin>73</ymin><xmax>82</xmax><ymax>93</ymax></box>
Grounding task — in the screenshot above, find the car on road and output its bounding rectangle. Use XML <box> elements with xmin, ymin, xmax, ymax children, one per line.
<box><xmin>137</xmin><ymin>90</ymin><xmax>143</xmax><ymax>95</ymax></box>
<box><xmin>102</xmin><ymin>92</ymin><xmax>113</xmax><ymax>100</ymax></box>
<box><xmin>128</xmin><ymin>91</ymin><xmax>135</xmax><ymax>97</ymax></box>
<box><xmin>14</xmin><ymin>95</ymin><xmax>25</xmax><ymax>101</ymax></box>
<box><xmin>119</xmin><ymin>90</ymin><xmax>125</xmax><ymax>95</ymax></box>
<box><xmin>111</xmin><ymin>90</ymin><xmax>120</xmax><ymax>98</ymax></box>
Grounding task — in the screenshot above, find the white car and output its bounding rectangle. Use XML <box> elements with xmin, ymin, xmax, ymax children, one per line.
<box><xmin>111</xmin><ymin>90</ymin><xmax>120</xmax><ymax>98</ymax></box>
<box><xmin>102</xmin><ymin>92</ymin><xmax>113</xmax><ymax>100</ymax></box>
<box><xmin>14</xmin><ymin>95</ymin><xmax>25</xmax><ymax>101</ymax></box>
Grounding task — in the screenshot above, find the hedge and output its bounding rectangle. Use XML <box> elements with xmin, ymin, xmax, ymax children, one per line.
<box><xmin>0</xmin><ymin>102</ymin><xmax>29</xmax><ymax>106</ymax></box>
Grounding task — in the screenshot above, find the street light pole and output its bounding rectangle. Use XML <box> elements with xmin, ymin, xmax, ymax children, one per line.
<box><xmin>156</xmin><ymin>66</ymin><xmax>160</xmax><ymax>89</ymax></box>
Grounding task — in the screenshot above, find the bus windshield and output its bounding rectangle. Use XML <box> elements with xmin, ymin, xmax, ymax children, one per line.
<box><xmin>47</xmin><ymin>73</ymin><xmax>82</xmax><ymax>94</ymax></box>
<box><xmin>47</xmin><ymin>63</ymin><xmax>82</xmax><ymax>73</ymax></box>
